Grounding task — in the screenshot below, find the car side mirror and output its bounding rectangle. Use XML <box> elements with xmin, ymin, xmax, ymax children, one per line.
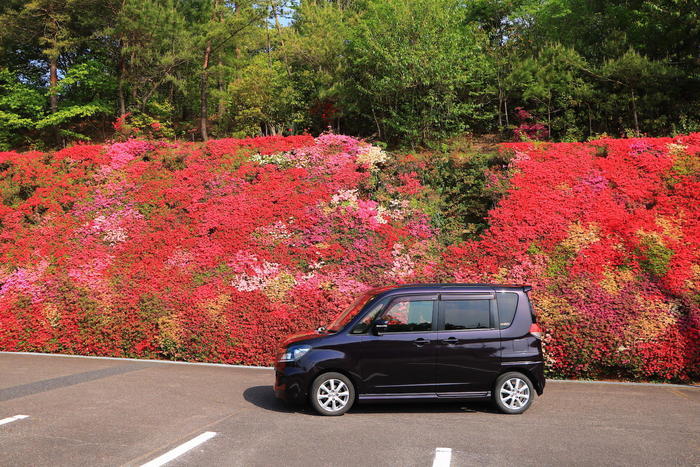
<box><xmin>373</xmin><ymin>319</ymin><xmax>388</xmax><ymax>335</ymax></box>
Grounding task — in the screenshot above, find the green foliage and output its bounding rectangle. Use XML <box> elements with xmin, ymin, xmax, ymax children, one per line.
<box><xmin>670</xmin><ymin>148</ymin><xmax>700</xmax><ymax>179</ymax></box>
<box><xmin>115</xmin><ymin>0</ymin><xmax>199</xmax><ymax>111</ymax></box>
<box><xmin>282</xmin><ymin>2</ymin><xmax>356</xmax><ymax>133</ymax></box>
<box><xmin>0</xmin><ymin>0</ymin><xmax>699</xmax><ymax>148</ymax></box>
<box><xmin>420</xmin><ymin>144</ymin><xmax>512</xmax><ymax>242</ymax></box>
<box><xmin>36</xmin><ymin>104</ymin><xmax>107</xmax><ymax>130</ymax></box>
<box><xmin>598</xmin><ymin>49</ymin><xmax>678</xmax><ymax>135</ymax></box>
<box><xmin>0</xmin><ymin>61</ymin><xmax>114</xmax><ymax>147</ymax></box>
<box><xmin>344</xmin><ymin>0</ymin><xmax>494</xmax><ymax>144</ymax></box>
<box><xmin>226</xmin><ymin>55</ymin><xmax>303</xmax><ymax>137</ymax></box>
<box><xmin>113</xmin><ymin>111</ymin><xmax>175</xmax><ymax>140</ymax></box>
<box><xmin>638</xmin><ymin>234</ymin><xmax>674</xmax><ymax>278</ymax></box>
<box><xmin>509</xmin><ymin>43</ymin><xmax>593</xmax><ymax>137</ymax></box>
<box><xmin>0</xmin><ymin>68</ymin><xmax>44</xmax><ymax>149</ymax></box>
<box><xmin>517</xmin><ymin>0</ymin><xmax>700</xmax><ymax>139</ymax></box>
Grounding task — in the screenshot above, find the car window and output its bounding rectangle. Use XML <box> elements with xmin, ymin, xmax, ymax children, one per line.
<box><xmin>442</xmin><ymin>299</ymin><xmax>492</xmax><ymax>330</ymax></box>
<box><xmin>350</xmin><ymin>299</ymin><xmax>387</xmax><ymax>334</ymax></box>
<box><xmin>496</xmin><ymin>292</ymin><xmax>519</xmax><ymax>329</ymax></box>
<box><xmin>326</xmin><ymin>292</ymin><xmax>376</xmax><ymax>332</ymax></box>
<box><xmin>382</xmin><ymin>298</ymin><xmax>434</xmax><ymax>333</ymax></box>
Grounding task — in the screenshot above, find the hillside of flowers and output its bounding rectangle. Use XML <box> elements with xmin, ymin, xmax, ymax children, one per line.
<box><xmin>0</xmin><ymin>133</ymin><xmax>698</xmax><ymax>381</ymax></box>
<box><xmin>442</xmin><ymin>134</ymin><xmax>700</xmax><ymax>382</ymax></box>
<box><xmin>0</xmin><ymin>134</ymin><xmax>441</xmax><ymax>366</ymax></box>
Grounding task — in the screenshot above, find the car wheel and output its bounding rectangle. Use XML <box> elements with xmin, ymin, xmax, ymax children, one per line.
<box><xmin>494</xmin><ymin>372</ymin><xmax>536</xmax><ymax>414</ymax></box>
<box><xmin>310</xmin><ymin>372</ymin><xmax>355</xmax><ymax>416</ymax></box>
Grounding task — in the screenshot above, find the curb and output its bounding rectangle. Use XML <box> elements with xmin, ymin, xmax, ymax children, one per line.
<box><xmin>0</xmin><ymin>351</ymin><xmax>273</xmax><ymax>370</ymax></box>
<box><xmin>1</xmin><ymin>351</ymin><xmax>697</xmax><ymax>389</ymax></box>
<box><xmin>546</xmin><ymin>378</ymin><xmax>698</xmax><ymax>389</ymax></box>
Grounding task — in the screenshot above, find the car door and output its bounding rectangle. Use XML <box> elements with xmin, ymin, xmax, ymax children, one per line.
<box><xmin>357</xmin><ymin>294</ymin><xmax>437</xmax><ymax>395</ymax></box>
<box><xmin>435</xmin><ymin>294</ymin><xmax>502</xmax><ymax>395</ymax></box>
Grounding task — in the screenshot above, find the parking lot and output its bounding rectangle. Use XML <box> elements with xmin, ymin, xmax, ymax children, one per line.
<box><xmin>1</xmin><ymin>352</ymin><xmax>698</xmax><ymax>466</ymax></box>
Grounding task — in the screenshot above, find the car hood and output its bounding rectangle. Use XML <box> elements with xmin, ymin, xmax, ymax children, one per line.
<box><xmin>282</xmin><ymin>330</ymin><xmax>322</xmax><ymax>347</ymax></box>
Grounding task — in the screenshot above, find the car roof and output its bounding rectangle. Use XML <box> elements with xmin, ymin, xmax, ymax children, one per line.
<box><xmin>366</xmin><ymin>283</ymin><xmax>531</xmax><ymax>299</ymax></box>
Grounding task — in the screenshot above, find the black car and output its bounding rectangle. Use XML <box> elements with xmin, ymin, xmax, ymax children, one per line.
<box><xmin>274</xmin><ymin>284</ymin><xmax>545</xmax><ymax>415</ymax></box>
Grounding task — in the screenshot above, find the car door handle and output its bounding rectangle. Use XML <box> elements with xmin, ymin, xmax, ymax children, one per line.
<box><xmin>413</xmin><ymin>338</ymin><xmax>430</xmax><ymax>346</ymax></box>
<box><xmin>441</xmin><ymin>337</ymin><xmax>459</xmax><ymax>345</ymax></box>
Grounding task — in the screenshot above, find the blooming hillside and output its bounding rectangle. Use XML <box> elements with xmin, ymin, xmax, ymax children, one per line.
<box><xmin>444</xmin><ymin>135</ymin><xmax>700</xmax><ymax>381</ymax></box>
<box><xmin>0</xmin><ymin>133</ymin><xmax>698</xmax><ymax>381</ymax></box>
<box><xmin>0</xmin><ymin>135</ymin><xmax>438</xmax><ymax>365</ymax></box>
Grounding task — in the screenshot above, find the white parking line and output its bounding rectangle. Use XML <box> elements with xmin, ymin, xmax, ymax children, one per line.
<box><xmin>0</xmin><ymin>414</ymin><xmax>29</xmax><ymax>426</ymax></box>
<box><xmin>140</xmin><ymin>431</ymin><xmax>217</xmax><ymax>467</ymax></box>
<box><xmin>432</xmin><ymin>447</ymin><xmax>452</xmax><ymax>467</ymax></box>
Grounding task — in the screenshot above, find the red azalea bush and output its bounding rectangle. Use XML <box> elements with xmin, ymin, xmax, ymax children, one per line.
<box><xmin>0</xmin><ymin>132</ymin><xmax>698</xmax><ymax>381</ymax></box>
<box><xmin>113</xmin><ymin>112</ymin><xmax>175</xmax><ymax>140</ymax></box>
<box><xmin>442</xmin><ymin>134</ymin><xmax>700</xmax><ymax>381</ymax></box>
<box><xmin>0</xmin><ymin>134</ymin><xmax>437</xmax><ymax>365</ymax></box>
<box><xmin>513</xmin><ymin>107</ymin><xmax>549</xmax><ymax>141</ymax></box>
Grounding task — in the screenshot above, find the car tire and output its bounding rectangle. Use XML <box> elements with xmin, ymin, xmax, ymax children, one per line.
<box><xmin>494</xmin><ymin>372</ymin><xmax>536</xmax><ymax>414</ymax></box>
<box><xmin>310</xmin><ymin>372</ymin><xmax>355</xmax><ymax>416</ymax></box>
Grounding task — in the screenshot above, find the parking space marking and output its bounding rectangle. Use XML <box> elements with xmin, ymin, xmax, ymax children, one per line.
<box><xmin>432</xmin><ymin>447</ymin><xmax>452</xmax><ymax>467</ymax></box>
<box><xmin>140</xmin><ymin>431</ymin><xmax>217</xmax><ymax>467</ymax></box>
<box><xmin>0</xmin><ymin>414</ymin><xmax>29</xmax><ymax>426</ymax></box>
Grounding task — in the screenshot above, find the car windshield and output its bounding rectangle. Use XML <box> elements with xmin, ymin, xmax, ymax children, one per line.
<box><xmin>326</xmin><ymin>293</ymin><xmax>376</xmax><ymax>332</ymax></box>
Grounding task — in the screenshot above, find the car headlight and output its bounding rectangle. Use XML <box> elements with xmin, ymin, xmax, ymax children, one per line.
<box><xmin>279</xmin><ymin>345</ymin><xmax>311</xmax><ymax>362</ymax></box>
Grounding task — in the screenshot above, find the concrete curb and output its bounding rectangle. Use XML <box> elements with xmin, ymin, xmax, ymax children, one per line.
<box><xmin>2</xmin><ymin>351</ymin><xmax>697</xmax><ymax>389</ymax></box>
<box><xmin>546</xmin><ymin>378</ymin><xmax>698</xmax><ymax>389</ymax></box>
<box><xmin>0</xmin><ymin>351</ymin><xmax>274</xmax><ymax>370</ymax></box>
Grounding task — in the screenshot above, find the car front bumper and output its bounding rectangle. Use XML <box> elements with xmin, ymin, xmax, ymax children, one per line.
<box><xmin>274</xmin><ymin>363</ymin><xmax>310</xmax><ymax>405</ymax></box>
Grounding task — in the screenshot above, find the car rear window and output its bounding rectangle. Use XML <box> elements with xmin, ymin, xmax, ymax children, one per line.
<box><xmin>442</xmin><ymin>299</ymin><xmax>492</xmax><ymax>330</ymax></box>
<box><xmin>496</xmin><ymin>292</ymin><xmax>519</xmax><ymax>329</ymax></box>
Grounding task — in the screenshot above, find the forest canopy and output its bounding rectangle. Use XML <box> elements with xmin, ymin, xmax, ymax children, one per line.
<box><xmin>0</xmin><ymin>0</ymin><xmax>699</xmax><ymax>149</ymax></box>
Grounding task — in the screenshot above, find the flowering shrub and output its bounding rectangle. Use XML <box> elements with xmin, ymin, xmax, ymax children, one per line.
<box><xmin>0</xmin><ymin>134</ymin><xmax>438</xmax><ymax>365</ymax></box>
<box><xmin>441</xmin><ymin>134</ymin><xmax>700</xmax><ymax>381</ymax></box>
<box><xmin>0</xmin><ymin>132</ymin><xmax>697</xmax><ymax>381</ymax></box>
<box><xmin>513</xmin><ymin>107</ymin><xmax>549</xmax><ymax>141</ymax></box>
<box><xmin>113</xmin><ymin>112</ymin><xmax>175</xmax><ymax>140</ymax></box>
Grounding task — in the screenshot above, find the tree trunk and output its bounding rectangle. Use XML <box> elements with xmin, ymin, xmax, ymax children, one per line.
<box><xmin>130</xmin><ymin>51</ymin><xmax>137</xmax><ymax>104</ymax></box>
<box><xmin>496</xmin><ymin>70</ymin><xmax>503</xmax><ymax>130</ymax></box>
<box><xmin>118</xmin><ymin>78</ymin><xmax>126</xmax><ymax>116</ymax></box>
<box><xmin>630</xmin><ymin>89</ymin><xmax>639</xmax><ymax>136</ymax></box>
<box><xmin>49</xmin><ymin>56</ymin><xmax>61</xmax><ymax>145</ymax></box>
<box><xmin>498</xmin><ymin>88</ymin><xmax>503</xmax><ymax>129</ymax></box>
<box><xmin>117</xmin><ymin>40</ymin><xmax>127</xmax><ymax>115</ymax></box>
<box><xmin>200</xmin><ymin>41</ymin><xmax>212</xmax><ymax>141</ymax></box>
<box><xmin>265</xmin><ymin>4</ymin><xmax>272</xmax><ymax>65</ymax></box>
<box><xmin>273</xmin><ymin>5</ymin><xmax>292</xmax><ymax>76</ymax></box>
<box><xmin>217</xmin><ymin>58</ymin><xmax>225</xmax><ymax>120</ymax></box>
<box><xmin>213</xmin><ymin>0</ymin><xmax>225</xmax><ymax>132</ymax></box>
<box><xmin>49</xmin><ymin>57</ymin><xmax>59</xmax><ymax>114</ymax></box>
<box><xmin>371</xmin><ymin>105</ymin><xmax>382</xmax><ymax>139</ymax></box>
<box><xmin>547</xmin><ymin>95</ymin><xmax>552</xmax><ymax>139</ymax></box>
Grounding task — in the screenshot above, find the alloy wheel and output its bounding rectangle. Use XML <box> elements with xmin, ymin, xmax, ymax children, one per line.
<box><xmin>316</xmin><ymin>378</ymin><xmax>350</xmax><ymax>412</ymax></box>
<box><xmin>499</xmin><ymin>377</ymin><xmax>530</xmax><ymax>410</ymax></box>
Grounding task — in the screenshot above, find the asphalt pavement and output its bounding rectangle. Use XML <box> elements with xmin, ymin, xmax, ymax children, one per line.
<box><xmin>0</xmin><ymin>352</ymin><xmax>698</xmax><ymax>466</ymax></box>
